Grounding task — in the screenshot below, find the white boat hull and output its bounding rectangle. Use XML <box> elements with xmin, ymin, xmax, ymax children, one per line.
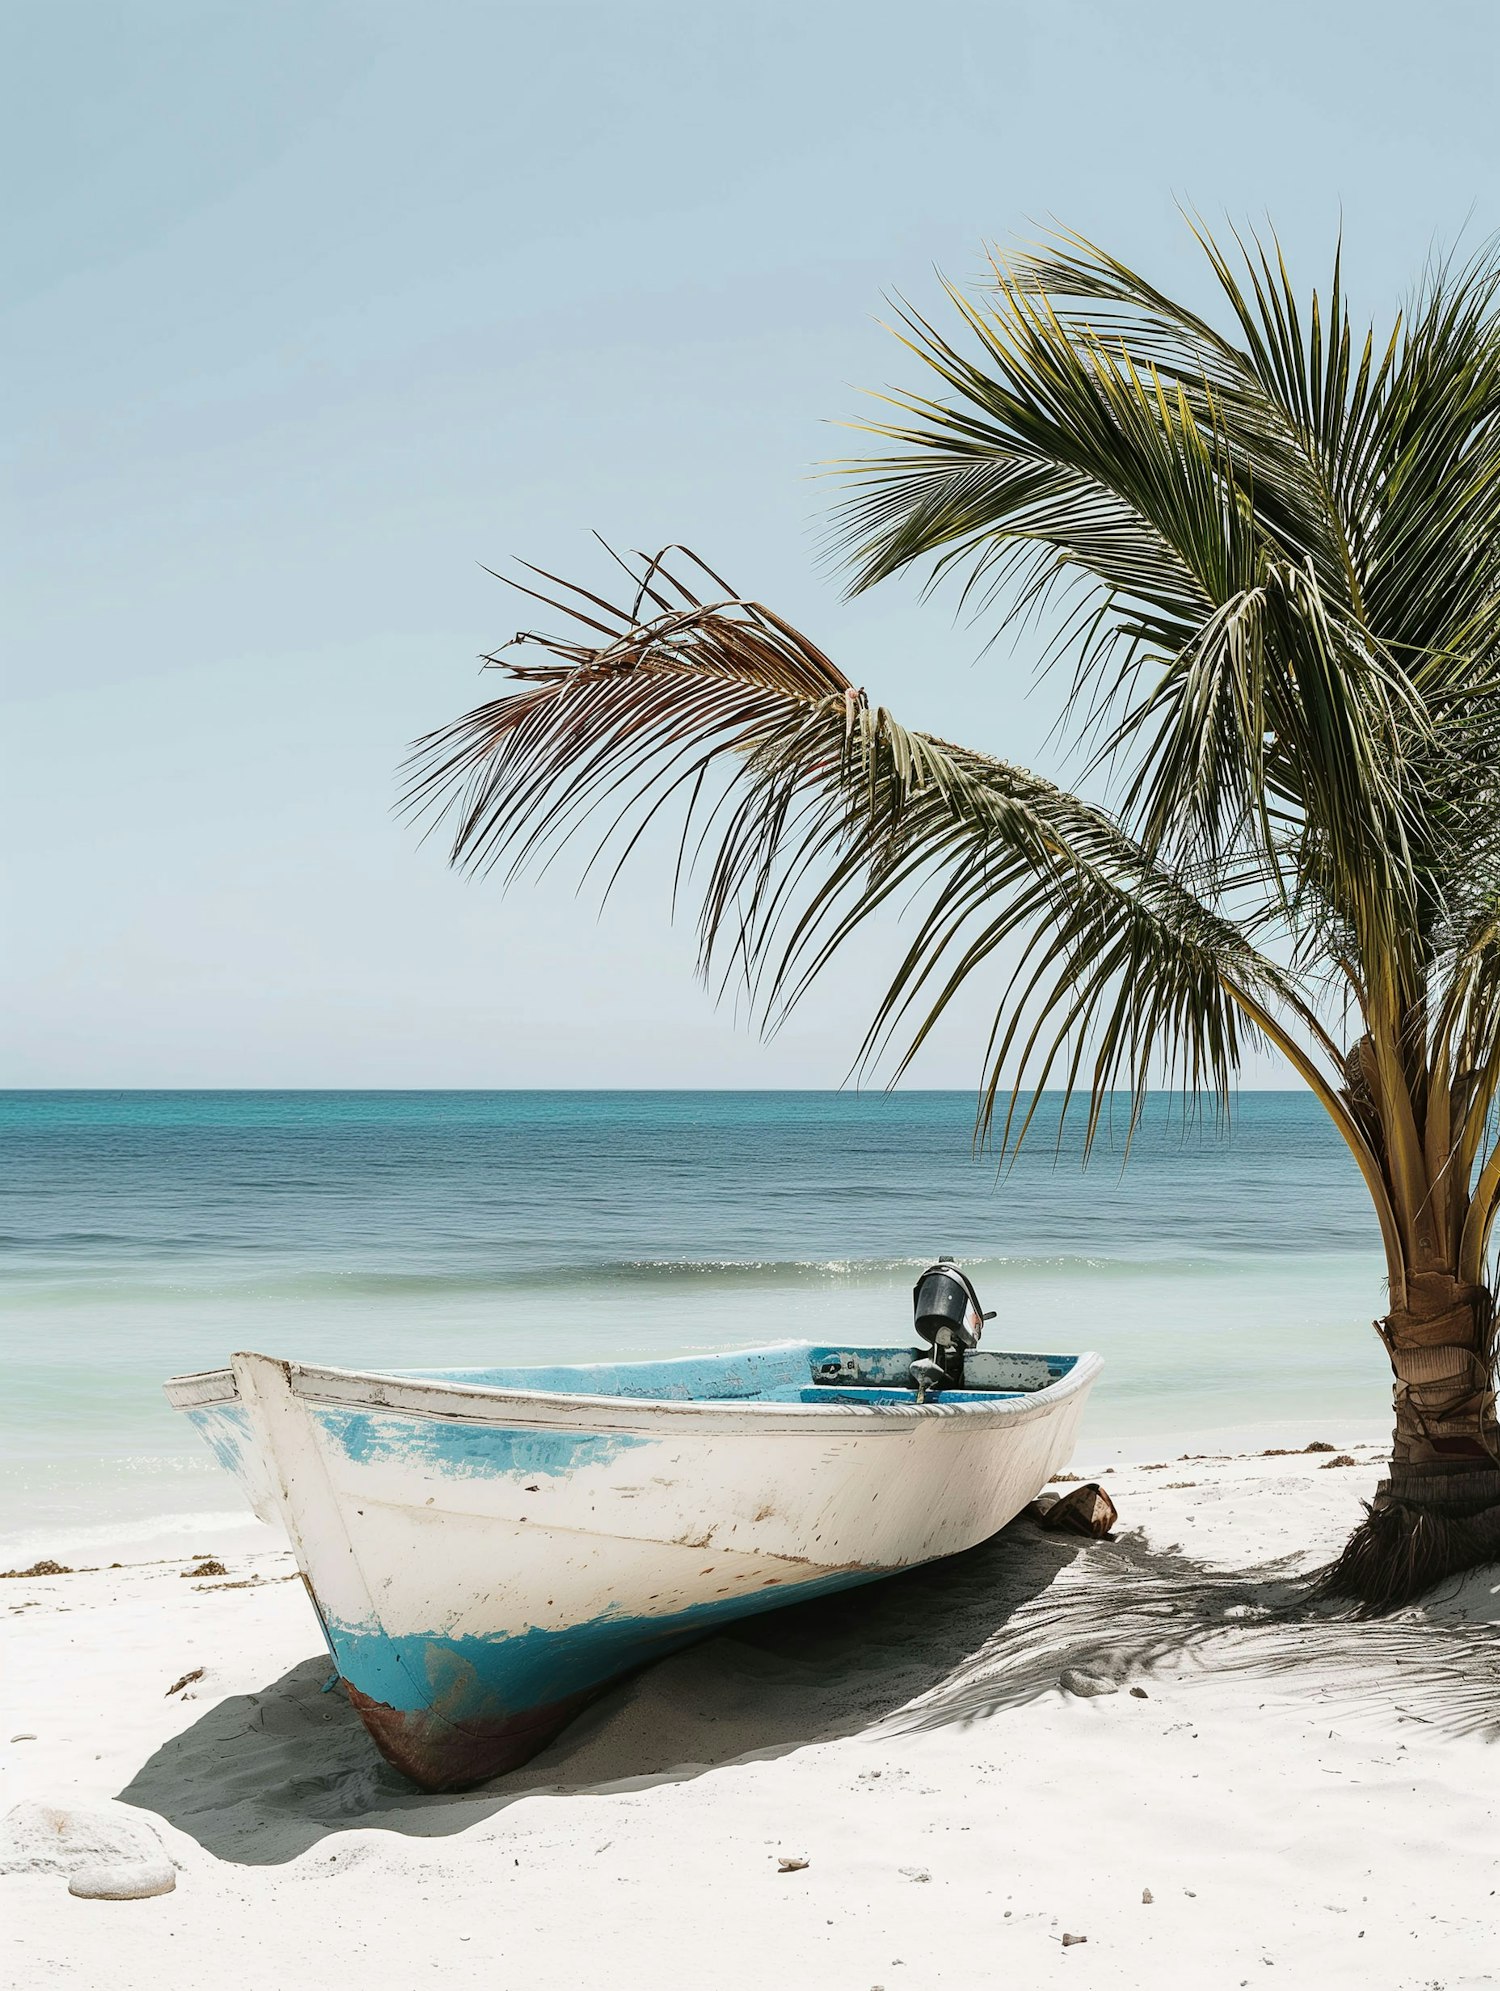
<box><xmin>167</xmin><ymin>1342</ymin><xmax>1101</xmax><ymax>1788</ymax></box>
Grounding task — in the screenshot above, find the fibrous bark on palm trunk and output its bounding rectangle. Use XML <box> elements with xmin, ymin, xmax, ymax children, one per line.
<box><xmin>1383</xmin><ymin>1272</ymin><xmax>1498</xmax><ymax>1502</ymax></box>
<box><xmin>1321</xmin><ymin>1273</ymin><xmax>1500</xmax><ymax>1611</ymax></box>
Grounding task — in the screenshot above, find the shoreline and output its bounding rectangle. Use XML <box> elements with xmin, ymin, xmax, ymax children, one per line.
<box><xmin>8</xmin><ymin>1437</ymin><xmax>1497</xmax><ymax>1988</ymax></box>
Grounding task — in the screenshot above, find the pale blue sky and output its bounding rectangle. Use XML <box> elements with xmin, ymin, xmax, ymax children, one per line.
<box><xmin>6</xmin><ymin>0</ymin><xmax>1497</xmax><ymax>1086</ymax></box>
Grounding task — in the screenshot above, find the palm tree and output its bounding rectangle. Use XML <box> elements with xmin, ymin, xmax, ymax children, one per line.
<box><xmin>407</xmin><ymin>224</ymin><xmax>1500</xmax><ymax>1611</ymax></box>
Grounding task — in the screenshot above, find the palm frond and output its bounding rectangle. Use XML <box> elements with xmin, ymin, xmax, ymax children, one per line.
<box><xmin>835</xmin><ymin>235</ymin><xmax>1431</xmax><ymax>990</ymax></box>
<box><xmin>404</xmin><ymin>549</ymin><xmax>851</xmax><ymax>893</ymax></box>
<box><xmin>406</xmin><ymin>552</ymin><xmax>1323</xmax><ymax>1157</ymax></box>
<box><xmin>693</xmin><ymin>690</ymin><xmax>1296</xmax><ymax>1154</ymax></box>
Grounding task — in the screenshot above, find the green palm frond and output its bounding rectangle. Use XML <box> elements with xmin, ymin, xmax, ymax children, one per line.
<box><xmin>836</xmin><ymin>240</ymin><xmax>1430</xmax><ymax>990</ymax></box>
<box><xmin>823</xmin><ymin>219</ymin><xmax>1500</xmax><ymax>1279</ymax></box>
<box><xmin>695</xmin><ymin>691</ymin><xmax>1296</xmax><ymax>1154</ymax></box>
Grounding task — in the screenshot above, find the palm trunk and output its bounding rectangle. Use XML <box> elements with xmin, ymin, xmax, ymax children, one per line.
<box><xmin>1380</xmin><ymin>1271</ymin><xmax>1500</xmax><ymax>1510</ymax></box>
<box><xmin>1322</xmin><ymin>1270</ymin><xmax>1500</xmax><ymax>1610</ymax></box>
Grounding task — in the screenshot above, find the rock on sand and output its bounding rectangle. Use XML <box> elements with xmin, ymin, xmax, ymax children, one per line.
<box><xmin>1</xmin><ymin>1800</ymin><xmax>175</xmax><ymax>1898</ymax></box>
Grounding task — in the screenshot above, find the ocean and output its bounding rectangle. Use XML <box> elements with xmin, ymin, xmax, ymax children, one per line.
<box><xmin>0</xmin><ymin>1089</ymin><xmax>1395</xmax><ymax>1556</ymax></box>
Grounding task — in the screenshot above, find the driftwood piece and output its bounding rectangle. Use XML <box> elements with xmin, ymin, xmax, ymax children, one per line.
<box><xmin>1034</xmin><ymin>1482</ymin><xmax>1117</xmax><ymax>1538</ymax></box>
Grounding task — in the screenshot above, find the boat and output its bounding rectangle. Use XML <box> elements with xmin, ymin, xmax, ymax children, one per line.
<box><xmin>166</xmin><ymin>1277</ymin><xmax>1101</xmax><ymax>1791</ymax></box>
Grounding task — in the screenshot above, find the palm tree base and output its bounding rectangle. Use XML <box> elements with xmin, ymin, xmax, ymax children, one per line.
<box><xmin>1315</xmin><ymin>1496</ymin><xmax>1500</xmax><ymax>1615</ymax></box>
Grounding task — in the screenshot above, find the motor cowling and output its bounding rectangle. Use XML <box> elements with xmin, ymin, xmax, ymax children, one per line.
<box><xmin>911</xmin><ymin>1257</ymin><xmax>991</xmax><ymax>1397</ymax></box>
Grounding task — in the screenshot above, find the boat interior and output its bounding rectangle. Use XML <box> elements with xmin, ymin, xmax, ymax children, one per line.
<box><xmin>392</xmin><ymin>1343</ymin><xmax>1078</xmax><ymax>1406</ymax></box>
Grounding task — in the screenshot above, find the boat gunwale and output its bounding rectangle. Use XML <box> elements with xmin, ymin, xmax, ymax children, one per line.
<box><xmin>166</xmin><ymin>1344</ymin><xmax>1103</xmax><ymax>1436</ymax></box>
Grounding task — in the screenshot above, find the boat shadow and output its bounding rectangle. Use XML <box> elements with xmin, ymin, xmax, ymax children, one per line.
<box><xmin>119</xmin><ymin>1515</ymin><xmax>1500</xmax><ymax>1865</ymax></box>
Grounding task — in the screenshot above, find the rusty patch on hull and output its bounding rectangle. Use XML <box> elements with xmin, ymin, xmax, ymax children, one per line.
<box><xmin>344</xmin><ymin>1680</ymin><xmax>599</xmax><ymax>1792</ymax></box>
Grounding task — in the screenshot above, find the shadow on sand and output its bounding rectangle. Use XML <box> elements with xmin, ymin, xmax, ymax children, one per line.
<box><xmin>120</xmin><ymin>1515</ymin><xmax>1500</xmax><ymax>1866</ymax></box>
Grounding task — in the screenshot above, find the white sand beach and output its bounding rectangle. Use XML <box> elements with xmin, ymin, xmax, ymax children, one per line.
<box><xmin>7</xmin><ymin>1443</ymin><xmax>1499</xmax><ymax>1991</ymax></box>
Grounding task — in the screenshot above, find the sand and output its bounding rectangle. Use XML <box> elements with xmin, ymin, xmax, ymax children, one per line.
<box><xmin>6</xmin><ymin>1443</ymin><xmax>1500</xmax><ymax>1990</ymax></box>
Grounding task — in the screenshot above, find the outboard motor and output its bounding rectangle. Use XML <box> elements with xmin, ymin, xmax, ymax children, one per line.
<box><xmin>910</xmin><ymin>1257</ymin><xmax>993</xmax><ymax>1401</ymax></box>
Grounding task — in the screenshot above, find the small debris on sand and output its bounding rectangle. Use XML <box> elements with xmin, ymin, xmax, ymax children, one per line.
<box><xmin>899</xmin><ymin>1867</ymin><xmax>931</xmax><ymax>1883</ymax></box>
<box><xmin>164</xmin><ymin>1668</ymin><xmax>204</xmax><ymax>1698</ymax></box>
<box><xmin>195</xmin><ymin>1573</ymin><xmax>297</xmax><ymax>1592</ymax></box>
<box><xmin>1319</xmin><ymin>1455</ymin><xmax>1359</xmax><ymax>1469</ymax></box>
<box><xmin>1129</xmin><ymin>1686</ymin><xmax>1149</xmax><ymax>1699</ymax></box>
<box><xmin>1061</xmin><ymin>1931</ymin><xmax>1087</xmax><ymax>1946</ymax></box>
<box><xmin>776</xmin><ymin>1857</ymin><xmax>809</xmax><ymax>1873</ymax></box>
<box><xmin>1304</xmin><ymin>1441</ymin><xmax>1337</xmax><ymax>1453</ymax></box>
<box><xmin>182</xmin><ymin>1561</ymin><xmax>227</xmax><ymax>1579</ymax></box>
<box><xmin>1049</xmin><ymin>1472</ymin><xmax>1082</xmax><ymax>1483</ymax></box>
<box><xmin>1141</xmin><ymin>1888</ymin><xmax>1153</xmax><ymax>1904</ymax></box>
<box><xmin>1</xmin><ymin>1560</ymin><xmax>72</xmax><ymax>1579</ymax></box>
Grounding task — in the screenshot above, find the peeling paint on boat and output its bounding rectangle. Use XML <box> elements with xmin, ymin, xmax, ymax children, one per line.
<box><xmin>323</xmin><ymin>1561</ymin><xmax>880</xmax><ymax>1733</ymax></box>
<box><xmin>165</xmin><ymin>1338</ymin><xmax>1100</xmax><ymax>1789</ymax></box>
<box><xmin>184</xmin><ymin>1402</ymin><xmax>252</xmax><ymax>1476</ymax></box>
<box><xmin>183</xmin><ymin>1401</ymin><xmax>278</xmax><ymax>1524</ymax></box>
<box><xmin>314</xmin><ymin>1405</ymin><xmax>649</xmax><ymax>1477</ymax></box>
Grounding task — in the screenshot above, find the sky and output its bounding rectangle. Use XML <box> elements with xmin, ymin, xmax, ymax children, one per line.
<box><xmin>5</xmin><ymin>0</ymin><xmax>1499</xmax><ymax>1088</ymax></box>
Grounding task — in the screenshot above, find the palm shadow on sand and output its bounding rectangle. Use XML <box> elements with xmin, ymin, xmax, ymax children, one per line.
<box><xmin>120</xmin><ymin>1515</ymin><xmax>1500</xmax><ymax>1866</ymax></box>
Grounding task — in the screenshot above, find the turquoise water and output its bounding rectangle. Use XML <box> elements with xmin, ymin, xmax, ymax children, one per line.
<box><xmin>0</xmin><ymin>1090</ymin><xmax>1395</xmax><ymax>1546</ymax></box>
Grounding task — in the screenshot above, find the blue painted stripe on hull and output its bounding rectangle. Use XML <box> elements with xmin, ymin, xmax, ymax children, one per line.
<box><xmin>314</xmin><ymin>1405</ymin><xmax>649</xmax><ymax>1476</ymax></box>
<box><xmin>184</xmin><ymin>1402</ymin><xmax>253</xmax><ymax>1475</ymax></box>
<box><xmin>325</xmin><ymin>1560</ymin><xmax>894</xmax><ymax>1732</ymax></box>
